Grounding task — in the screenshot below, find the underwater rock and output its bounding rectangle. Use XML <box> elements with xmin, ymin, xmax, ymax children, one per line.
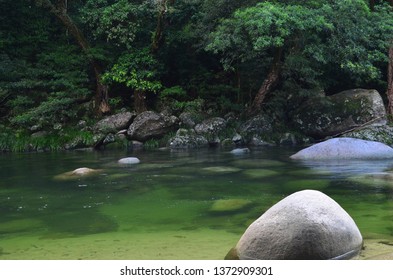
<box><xmin>230</xmin><ymin>148</ymin><xmax>250</xmax><ymax>155</ymax></box>
<box><xmin>290</xmin><ymin>137</ymin><xmax>393</xmax><ymax>160</ymax></box>
<box><xmin>202</xmin><ymin>166</ymin><xmax>241</xmax><ymax>174</ymax></box>
<box><xmin>243</xmin><ymin>169</ymin><xmax>279</xmax><ymax>179</ymax></box>
<box><xmin>228</xmin><ymin>190</ymin><xmax>363</xmax><ymax>260</ymax></box>
<box><xmin>349</xmin><ymin>172</ymin><xmax>393</xmax><ymax>188</ymax></box>
<box><xmin>210</xmin><ymin>199</ymin><xmax>253</xmax><ymax>213</ymax></box>
<box><xmin>118</xmin><ymin>157</ymin><xmax>141</xmax><ymax>165</ymax></box>
<box><xmin>53</xmin><ymin>167</ymin><xmax>103</xmax><ymax>181</ymax></box>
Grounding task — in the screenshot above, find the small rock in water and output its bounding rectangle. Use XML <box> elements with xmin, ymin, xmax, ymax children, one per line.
<box><xmin>230</xmin><ymin>148</ymin><xmax>250</xmax><ymax>155</ymax></box>
<box><xmin>118</xmin><ymin>157</ymin><xmax>141</xmax><ymax>165</ymax></box>
<box><xmin>53</xmin><ymin>167</ymin><xmax>102</xmax><ymax>181</ymax></box>
<box><xmin>72</xmin><ymin>167</ymin><xmax>96</xmax><ymax>175</ymax></box>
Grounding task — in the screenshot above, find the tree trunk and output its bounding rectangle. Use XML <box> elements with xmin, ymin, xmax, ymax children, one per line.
<box><xmin>134</xmin><ymin>90</ymin><xmax>148</xmax><ymax>113</ymax></box>
<box><xmin>369</xmin><ymin>0</ymin><xmax>375</xmax><ymax>11</ymax></box>
<box><xmin>387</xmin><ymin>45</ymin><xmax>393</xmax><ymax>115</ymax></box>
<box><xmin>38</xmin><ymin>0</ymin><xmax>110</xmax><ymax>114</ymax></box>
<box><xmin>247</xmin><ymin>47</ymin><xmax>283</xmax><ymax>116</ymax></box>
<box><xmin>151</xmin><ymin>0</ymin><xmax>175</xmax><ymax>53</ymax></box>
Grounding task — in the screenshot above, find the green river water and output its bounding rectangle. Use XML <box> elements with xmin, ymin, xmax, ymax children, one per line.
<box><xmin>1</xmin><ymin>147</ymin><xmax>393</xmax><ymax>259</ymax></box>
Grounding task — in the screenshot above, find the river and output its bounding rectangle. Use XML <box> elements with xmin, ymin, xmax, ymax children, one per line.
<box><xmin>0</xmin><ymin>147</ymin><xmax>392</xmax><ymax>259</ymax></box>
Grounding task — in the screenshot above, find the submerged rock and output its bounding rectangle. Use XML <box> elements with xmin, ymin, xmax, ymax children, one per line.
<box><xmin>230</xmin><ymin>148</ymin><xmax>250</xmax><ymax>155</ymax></box>
<box><xmin>54</xmin><ymin>167</ymin><xmax>103</xmax><ymax>181</ymax></box>
<box><xmin>228</xmin><ymin>190</ymin><xmax>363</xmax><ymax>260</ymax></box>
<box><xmin>118</xmin><ymin>157</ymin><xmax>141</xmax><ymax>165</ymax></box>
<box><xmin>202</xmin><ymin>166</ymin><xmax>241</xmax><ymax>174</ymax></box>
<box><xmin>290</xmin><ymin>137</ymin><xmax>393</xmax><ymax>160</ymax></box>
<box><xmin>243</xmin><ymin>169</ymin><xmax>279</xmax><ymax>179</ymax></box>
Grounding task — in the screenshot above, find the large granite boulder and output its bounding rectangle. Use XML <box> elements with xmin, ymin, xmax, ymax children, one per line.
<box><xmin>127</xmin><ymin>111</ymin><xmax>179</xmax><ymax>142</ymax></box>
<box><xmin>167</xmin><ymin>128</ymin><xmax>209</xmax><ymax>149</ymax></box>
<box><xmin>194</xmin><ymin>117</ymin><xmax>227</xmax><ymax>135</ymax></box>
<box><xmin>228</xmin><ymin>190</ymin><xmax>363</xmax><ymax>260</ymax></box>
<box><xmin>343</xmin><ymin>125</ymin><xmax>393</xmax><ymax>146</ymax></box>
<box><xmin>290</xmin><ymin>137</ymin><xmax>393</xmax><ymax>160</ymax></box>
<box><xmin>194</xmin><ymin>117</ymin><xmax>227</xmax><ymax>146</ymax></box>
<box><xmin>94</xmin><ymin>111</ymin><xmax>136</xmax><ymax>133</ymax></box>
<box><xmin>292</xmin><ymin>89</ymin><xmax>387</xmax><ymax>139</ymax></box>
<box><xmin>238</xmin><ymin>114</ymin><xmax>273</xmax><ymax>142</ymax></box>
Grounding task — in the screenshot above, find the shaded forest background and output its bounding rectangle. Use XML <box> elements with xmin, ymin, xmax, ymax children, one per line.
<box><xmin>0</xmin><ymin>0</ymin><xmax>392</xmax><ymax>150</ymax></box>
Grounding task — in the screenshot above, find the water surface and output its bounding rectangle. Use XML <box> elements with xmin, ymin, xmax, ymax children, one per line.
<box><xmin>1</xmin><ymin>147</ymin><xmax>393</xmax><ymax>259</ymax></box>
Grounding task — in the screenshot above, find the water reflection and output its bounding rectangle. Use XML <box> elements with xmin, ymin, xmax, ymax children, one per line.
<box><xmin>295</xmin><ymin>159</ymin><xmax>393</xmax><ymax>178</ymax></box>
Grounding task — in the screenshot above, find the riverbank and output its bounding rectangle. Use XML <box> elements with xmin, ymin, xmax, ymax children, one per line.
<box><xmin>1</xmin><ymin>228</ymin><xmax>392</xmax><ymax>260</ymax></box>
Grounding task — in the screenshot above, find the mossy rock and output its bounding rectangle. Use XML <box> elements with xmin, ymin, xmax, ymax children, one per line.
<box><xmin>243</xmin><ymin>169</ymin><xmax>279</xmax><ymax>179</ymax></box>
<box><xmin>292</xmin><ymin>89</ymin><xmax>386</xmax><ymax>139</ymax></box>
<box><xmin>210</xmin><ymin>199</ymin><xmax>253</xmax><ymax>213</ymax></box>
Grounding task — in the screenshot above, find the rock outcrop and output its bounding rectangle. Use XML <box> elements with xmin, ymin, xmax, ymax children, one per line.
<box><xmin>127</xmin><ymin>111</ymin><xmax>179</xmax><ymax>142</ymax></box>
<box><xmin>292</xmin><ymin>89</ymin><xmax>387</xmax><ymax>139</ymax></box>
<box><xmin>94</xmin><ymin>111</ymin><xmax>136</xmax><ymax>134</ymax></box>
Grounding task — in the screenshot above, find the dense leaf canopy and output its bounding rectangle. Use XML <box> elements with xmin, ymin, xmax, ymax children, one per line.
<box><xmin>0</xmin><ymin>0</ymin><xmax>392</xmax><ymax>130</ymax></box>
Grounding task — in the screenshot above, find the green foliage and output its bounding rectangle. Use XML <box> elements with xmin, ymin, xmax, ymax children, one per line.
<box><xmin>1</xmin><ymin>0</ymin><xmax>392</xmax><ymax>148</ymax></box>
<box><xmin>103</xmin><ymin>48</ymin><xmax>162</xmax><ymax>92</ymax></box>
<box><xmin>160</xmin><ymin>86</ymin><xmax>188</xmax><ymax>100</ymax></box>
<box><xmin>81</xmin><ymin>0</ymin><xmax>151</xmax><ymax>49</ymax></box>
<box><xmin>205</xmin><ymin>1</ymin><xmax>332</xmax><ymax>70</ymax></box>
<box><xmin>2</xmin><ymin>45</ymin><xmax>90</xmax><ymax>128</ymax></box>
<box><xmin>206</xmin><ymin>0</ymin><xmax>392</xmax><ymax>99</ymax></box>
<box><xmin>0</xmin><ymin>126</ymin><xmax>94</xmax><ymax>152</ymax></box>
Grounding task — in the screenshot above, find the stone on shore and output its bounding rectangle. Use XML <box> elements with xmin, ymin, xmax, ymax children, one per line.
<box><xmin>228</xmin><ymin>190</ymin><xmax>363</xmax><ymax>260</ymax></box>
<box><xmin>290</xmin><ymin>137</ymin><xmax>393</xmax><ymax>160</ymax></box>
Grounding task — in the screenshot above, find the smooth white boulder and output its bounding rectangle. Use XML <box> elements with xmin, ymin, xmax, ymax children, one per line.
<box><xmin>118</xmin><ymin>157</ymin><xmax>140</xmax><ymax>165</ymax></box>
<box><xmin>232</xmin><ymin>190</ymin><xmax>363</xmax><ymax>260</ymax></box>
<box><xmin>290</xmin><ymin>137</ymin><xmax>393</xmax><ymax>160</ymax></box>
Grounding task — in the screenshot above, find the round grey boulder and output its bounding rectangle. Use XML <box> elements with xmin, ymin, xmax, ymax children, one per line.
<box><xmin>290</xmin><ymin>137</ymin><xmax>393</xmax><ymax>160</ymax></box>
<box><xmin>232</xmin><ymin>190</ymin><xmax>363</xmax><ymax>260</ymax></box>
<box><xmin>118</xmin><ymin>157</ymin><xmax>140</xmax><ymax>165</ymax></box>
